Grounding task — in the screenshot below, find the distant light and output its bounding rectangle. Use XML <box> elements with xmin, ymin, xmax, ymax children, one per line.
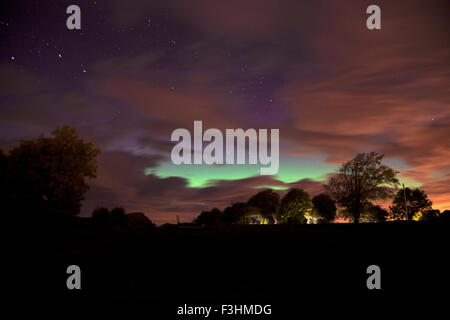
<box><xmin>11</xmin><ymin>56</ymin><xmax>14</xmax><ymax>60</ymax></box>
<box><xmin>58</xmin><ymin>54</ymin><xmax>62</xmax><ymax>58</ymax></box>
<box><xmin>82</xmin><ymin>69</ymin><xmax>86</xmax><ymax>73</ymax></box>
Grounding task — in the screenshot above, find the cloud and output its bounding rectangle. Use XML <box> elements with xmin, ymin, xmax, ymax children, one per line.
<box><xmin>2</xmin><ymin>0</ymin><xmax>449</xmax><ymax>219</ymax></box>
<box><xmin>275</xmin><ymin>0</ymin><xmax>450</xmax><ymax>209</ymax></box>
<box><xmin>82</xmin><ymin>151</ymin><xmax>324</xmax><ymax>224</ymax></box>
<box><xmin>421</xmin><ymin>175</ymin><xmax>450</xmax><ymax>211</ymax></box>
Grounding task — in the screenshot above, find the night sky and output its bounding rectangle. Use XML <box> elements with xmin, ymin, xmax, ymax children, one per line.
<box><xmin>1</xmin><ymin>0</ymin><xmax>449</xmax><ymax>223</ymax></box>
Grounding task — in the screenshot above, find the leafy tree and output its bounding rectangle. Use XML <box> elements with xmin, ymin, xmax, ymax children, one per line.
<box><xmin>194</xmin><ymin>208</ymin><xmax>222</xmax><ymax>227</ymax></box>
<box><xmin>247</xmin><ymin>189</ymin><xmax>280</xmax><ymax>223</ymax></box>
<box><xmin>311</xmin><ymin>193</ymin><xmax>337</xmax><ymax>223</ymax></box>
<box><xmin>360</xmin><ymin>203</ymin><xmax>389</xmax><ymax>223</ymax></box>
<box><xmin>7</xmin><ymin>126</ymin><xmax>99</xmax><ymax>217</ymax></box>
<box><xmin>110</xmin><ymin>207</ymin><xmax>127</xmax><ymax>226</ymax></box>
<box><xmin>438</xmin><ymin>210</ymin><xmax>450</xmax><ymax>223</ymax></box>
<box><xmin>277</xmin><ymin>188</ymin><xmax>312</xmax><ymax>224</ymax></box>
<box><xmin>413</xmin><ymin>209</ymin><xmax>440</xmax><ymax>222</ymax></box>
<box><xmin>222</xmin><ymin>202</ymin><xmax>247</xmax><ymax>224</ymax></box>
<box><xmin>390</xmin><ymin>188</ymin><xmax>432</xmax><ymax>221</ymax></box>
<box><xmin>325</xmin><ymin>152</ymin><xmax>398</xmax><ymax>223</ymax></box>
<box><xmin>92</xmin><ymin>207</ymin><xmax>110</xmax><ymax>227</ymax></box>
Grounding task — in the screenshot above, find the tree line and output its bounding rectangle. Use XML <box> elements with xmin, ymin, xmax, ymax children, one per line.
<box><xmin>194</xmin><ymin>152</ymin><xmax>449</xmax><ymax>226</ymax></box>
<box><xmin>1</xmin><ymin>127</ymin><xmax>448</xmax><ymax>226</ymax></box>
<box><xmin>91</xmin><ymin>206</ymin><xmax>155</xmax><ymax>230</ymax></box>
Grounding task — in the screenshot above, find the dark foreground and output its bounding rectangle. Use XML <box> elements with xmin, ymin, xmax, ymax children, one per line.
<box><xmin>16</xmin><ymin>220</ymin><xmax>448</xmax><ymax>317</ymax></box>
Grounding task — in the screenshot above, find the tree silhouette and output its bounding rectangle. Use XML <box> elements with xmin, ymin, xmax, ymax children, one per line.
<box><xmin>194</xmin><ymin>208</ymin><xmax>222</xmax><ymax>227</ymax></box>
<box><xmin>222</xmin><ymin>202</ymin><xmax>247</xmax><ymax>224</ymax></box>
<box><xmin>6</xmin><ymin>126</ymin><xmax>99</xmax><ymax>217</ymax></box>
<box><xmin>247</xmin><ymin>189</ymin><xmax>280</xmax><ymax>223</ymax></box>
<box><xmin>311</xmin><ymin>193</ymin><xmax>336</xmax><ymax>223</ymax></box>
<box><xmin>277</xmin><ymin>188</ymin><xmax>312</xmax><ymax>224</ymax></box>
<box><xmin>390</xmin><ymin>188</ymin><xmax>432</xmax><ymax>221</ymax></box>
<box><xmin>414</xmin><ymin>209</ymin><xmax>440</xmax><ymax>222</ymax></box>
<box><xmin>92</xmin><ymin>206</ymin><xmax>110</xmax><ymax>228</ymax></box>
<box><xmin>360</xmin><ymin>203</ymin><xmax>388</xmax><ymax>223</ymax></box>
<box><xmin>439</xmin><ymin>210</ymin><xmax>450</xmax><ymax>223</ymax></box>
<box><xmin>110</xmin><ymin>207</ymin><xmax>127</xmax><ymax>226</ymax></box>
<box><xmin>325</xmin><ymin>152</ymin><xmax>398</xmax><ymax>223</ymax></box>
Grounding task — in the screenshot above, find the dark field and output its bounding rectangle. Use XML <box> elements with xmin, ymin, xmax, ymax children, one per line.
<box><xmin>19</xmin><ymin>220</ymin><xmax>448</xmax><ymax>317</ymax></box>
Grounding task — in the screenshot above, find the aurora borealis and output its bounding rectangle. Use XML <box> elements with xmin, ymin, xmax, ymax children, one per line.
<box><xmin>1</xmin><ymin>0</ymin><xmax>449</xmax><ymax>223</ymax></box>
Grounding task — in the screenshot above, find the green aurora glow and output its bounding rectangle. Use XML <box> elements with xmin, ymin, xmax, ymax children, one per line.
<box><xmin>145</xmin><ymin>155</ymin><xmax>423</xmax><ymax>189</ymax></box>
